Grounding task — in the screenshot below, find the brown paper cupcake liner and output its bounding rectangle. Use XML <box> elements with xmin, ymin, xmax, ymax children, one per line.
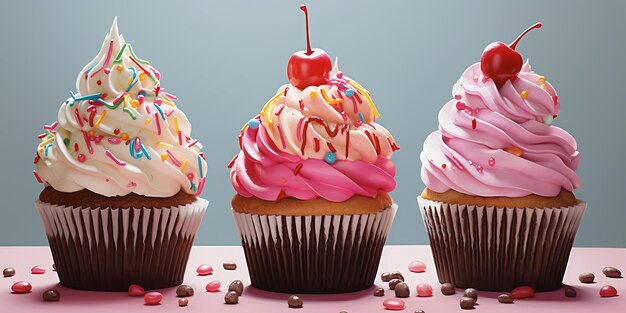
<box><xmin>418</xmin><ymin>197</ymin><xmax>586</xmax><ymax>292</ymax></box>
<box><xmin>35</xmin><ymin>198</ymin><xmax>208</xmax><ymax>291</ymax></box>
<box><xmin>232</xmin><ymin>204</ymin><xmax>397</xmax><ymax>294</ymax></box>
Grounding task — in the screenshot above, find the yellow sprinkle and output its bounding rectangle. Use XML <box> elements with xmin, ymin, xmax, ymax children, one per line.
<box><xmin>88</xmin><ymin>130</ymin><xmax>96</xmax><ymax>136</ymax></box>
<box><xmin>180</xmin><ymin>159</ymin><xmax>189</xmax><ymax>172</ymax></box>
<box><xmin>161</xmin><ymin>153</ymin><xmax>168</xmax><ymax>161</ymax></box>
<box><xmin>240</xmin><ymin>122</ymin><xmax>249</xmax><ymax>133</ymax></box>
<box><xmin>121</xmin><ymin>133</ymin><xmax>129</xmax><ymax>140</ymax></box>
<box><xmin>539</xmin><ymin>76</ymin><xmax>546</xmax><ymax>82</ymax></box>
<box><xmin>541</xmin><ymin>83</ymin><xmax>547</xmax><ymax>90</ymax></box>
<box><xmin>131</xmin><ymin>100</ymin><xmax>139</xmax><ymax>108</ymax></box>
<box><xmin>116</xmin><ymin>65</ymin><xmax>124</xmax><ymax>71</ymax></box>
<box><xmin>123</xmin><ymin>94</ymin><xmax>132</xmax><ymax>107</ymax></box>
<box><xmin>309</xmin><ymin>91</ymin><xmax>317</xmax><ymax>98</ymax></box>
<box><xmin>505</xmin><ymin>146</ymin><xmax>524</xmax><ymax>157</ymax></box>
<box><xmin>39</xmin><ymin>137</ymin><xmax>55</xmax><ymax>147</ymax></box>
<box><xmin>125</xmin><ymin>76</ymin><xmax>133</xmax><ymax>90</ymax></box>
<box><xmin>520</xmin><ymin>91</ymin><xmax>529</xmax><ymax>99</ymax></box>
<box><xmin>157</xmin><ymin>141</ymin><xmax>173</xmax><ymax>149</ymax></box>
<box><xmin>94</xmin><ymin>110</ymin><xmax>107</xmax><ymax>127</ymax></box>
<box><xmin>259</xmin><ymin>91</ymin><xmax>283</xmax><ymax>127</ymax></box>
<box><xmin>144</xmin><ymin>119</ymin><xmax>150</xmax><ymax>125</ymax></box>
<box><xmin>320</xmin><ymin>88</ymin><xmax>343</xmax><ymax>104</ymax></box>
<box><xmin>139</xmin><ymin>73</ymin><xmax>146</xmax><ymax>81</ymax></box>
<box><xmin>161</xmin><ymin>96</ymin><xmax>176</xmax><ymax>107</ymax></box>
<box><xmin>39</xmin><ymin>149</ymin><xmax>44</xmax><ymax>154</ymax></box>
<box><xmin>348</xmin><ymin>80</ymin><xmax>380</xmax><ymax>118</ymax></box>
<box><xmin>173</xmin><ymin>116</ymin><xmax>180</xmax><ymax>133</ymax></box>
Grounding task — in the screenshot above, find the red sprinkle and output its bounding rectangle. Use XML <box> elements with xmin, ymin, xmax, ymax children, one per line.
<box><xmin>472</xmin><ymin>118</ymin><xmax>477</xmax><ymax>129</ymax></box>
<box><xmin>33</xmin><ymin>154</ymin><xmax>40</xmax><ymax>164</ymax></box>
<box><xmin>600</xmin><ymin>285</ymin><xmax>618</xmax><ymax>297</ymax></box>
<box><xmin>383</xmin><ymin>299</ymin><xmax>405</xmax><ymax>310</ymax></box>
<box><xmin>33</xmin><ymin>171</ymin><xmax>43</xmax><ymax>184</ymax></box>
<box><xmin>294</xmin><ymin>163</ymin><xmax>303</xmax><ymax>176</ymax></box>
<box><xmin>144</xmin><ymin>292</ymin><xmax>162</xmax><ymax>305</ymax></box>
<box><xmin>11</xmin><ymin>281</ymin><xmax>32</xmax><ymax>294</ymax></box>
<box><xmin>128</xmin><ymin>284</ymin><xmax>145</xmax><ymax>296</ymax></box>
<box><xmin>441</xmin><ymin>163</ymin><xmax>447</xmax><ymax>169</ymax></box>
<box><xmin>456</xmin><ymin>101</ymin><xmax>466</xmax><ymax>110</ymax></box>
<box><xmin>511</xmin><ymin>286</ymin><xmax>536</xmax><ymax>299</ymax></box>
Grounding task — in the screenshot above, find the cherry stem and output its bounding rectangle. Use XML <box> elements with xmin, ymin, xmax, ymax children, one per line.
<box><xmin>509</xmin><ymin>22</ymin><xmax>542</xmax><ymax>50</ymax></box>
<box><xmin>300</xmin><ymin>5</ymin><xmax>313</xmax><ymax>55</ymax></box>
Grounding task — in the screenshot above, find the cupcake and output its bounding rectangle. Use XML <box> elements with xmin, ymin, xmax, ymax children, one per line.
<box><xmin>418</xmin><ymin>23</ymin><xmax>585</xmax><ymax>292</ymax></box>
<box><xmin>33</xmin><ymin>18</ymin><xmax>208</xmax><ymax>291</ymax></box>
<box><xmin>229</xmin><ymin>5</ymin><xmax>399</xmax><ymax>294</ymax></box>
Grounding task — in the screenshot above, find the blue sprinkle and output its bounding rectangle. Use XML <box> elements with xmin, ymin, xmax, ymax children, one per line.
<box><xmin>140</xmin><ymin>142</ymin><xmax>152</xmax><ymax>160</ymax></box>
<box><xmin>153</xmin><ymin>103</ymin><xmax>166</xmax><ymax>120</ymax></box>
<box><xmin>138</xmin><ymin>90</ymin><xmax>147</xmax><ymax>97</ymax></box>
<box><xmin>198</xmin><ymin>155</ymin><xmax>204</xmax><ymax>178</ymax></box>
<box><xmin>248</xmin><ymin>119</ymin><xmax>260</xmax><ymax>129</ymax></box>
<box><xmin>324</xmin><ymin>152</ymin><xmax>337</xmax><ymax>164</ymax></box>
<box><xmin>345</xmin><ymin>89</ymin><xmax>355</xmax><ymax>97</ymax></box>
<box><xmin>358</xmin><ymin>112</ymin><xmax>365</xmax><ymax>123</ymax></box>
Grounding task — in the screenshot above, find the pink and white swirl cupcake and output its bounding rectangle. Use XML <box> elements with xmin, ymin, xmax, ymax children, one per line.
<box><xmin>33</xmin><ymin>19</ymin><xmax>208</xmax><ymax>291</ymax></box>
<box><xmin>230</xmin><ymin>6</ymin><xmax>398</xmax><ymax>293</ymax></box>
<box><xmin>418</xmin><ymin>23</ymin><xmax>585</xmax><ymax>291</ymax></box>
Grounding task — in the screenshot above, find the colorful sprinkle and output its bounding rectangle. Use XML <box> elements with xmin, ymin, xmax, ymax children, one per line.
<box><xmin>33</xmin><ymin>171</ymin><xmax>43</xmax><ymax>184</ymax></box>
<box><xmin>472</xmin><ymin>118</ymin><xmax>477</xmax><ymax>129</ymax></box>
<box><xmin>539</xmin><ymin>76</ymin><xmax>546</xmax><ymax>82</ymax></box>
<box><xmin>544</xmin><ymin>115</ymin><xmax>554</xmax><ymax>124</ymax></box>
<box><xmin>157</xmin><ymin>141</ymin><xmax>173</xmax><ymax>149</ymax></box>
<box><xmin>294</xmin><ymin>163</ymin><xmax>303</xmax><ymax>175</ymax></box>
<box><xmin>454</xmin><ymin>94</ymin><xmax>462</xmax><ymax>100</ymax></box>
<box><xmin>116</xmin><ymin>64</ymin><xmax>124</xmax><ymax>71</ymax></box>
<box><xmin>345</xmin><ymin>89</ymin><xmax>355</xmax><ymax>97</ymax></box>
<box><xmin>94</xmin><ymin>110</ymin><xmax>107</xmax><ymax>127</ymax></box>
<box><xmin>456</xmin><ymin>101</ymin><xmax>466</xmax><ymax>110</ymax></box>
<box><xmin>441</xmin><ymin>163</ymin><xmax>447</xmax><ymax>169</ymax></box>
<box><xmin>105</xmin><ymin>150</ymin><xmax>126</xmax><ymax>166</ymax></box>
<box><xmin>505</xmin><ymin>146</ymin><xmax>523</xmax><ymax>157</ymax></box>
<box><xmin>82</xmin><ymin>131</ymin><xmax>93</xmax><ymax>154</ymax></box>
<box><xmin>489</xmin><ymin>157</ymin><xmax>496</xmax><ymax>167</ymax></box>
<box><xmin>358</xmin><ymin>112</ymin><xmax>365</xmax><ymax>123</ymax></box>
<box><xmin>180</xmin><ymin>159</ymin><xmax>189</xmax><ymax>173</ymax></box>
<box><xmin>520</xmin><ymin>90</ymin><xmax>529</xmax><ymax>99</ymax></box>
<box><xmin>167</xmin><ymin>150</ymin><xmax>182</xmax><ymax>167</ymax></box>
<box><xmin>198</xmin><ymin>156</ymin><xmax>204</xmax><ymax>178</ymax></box>
<box><xmin>324</xmin><ymin>151</ymin><xmax>337</xmax><ymax>164</ymax></box>
<box><xmin>77</xmin><ymin>154</ymin><xmax>86</xmax><ymax>163</ymax></box>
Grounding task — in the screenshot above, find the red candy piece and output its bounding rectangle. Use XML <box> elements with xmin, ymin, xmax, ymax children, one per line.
<box><xmin>196</xmin><ymin>264</ymin><xmax>213</xmax><ymax>276</ymax></box>
<box><xmin>31</xmin><ymin>265</ymin><xmax>45</xmax><ymax>274</ymax></box>
<box><xmin>416</xmin><ymin>283</ymin><xmax>433</xmax><ymax>297</ymax></box>
<box><xmin>205</xmin><ymin>280</ymin><xmax>221</xmax><ymax>292</ymax></box>
<box><xmin>511</xmin><ymin>285</ymin><xmax>536</xmax><ymax>299</ymax></box>
<box><xmin>144</xmin><ymin>292</ymin><xmax>163</xmax><ymax>305</ymax></box>
<box><xmin>128</xmin><ymin>284</ymin><xmax>145</xmax><ymax>296</ymax></box>
<box><xmin>286</xmin><ymin>5</ymin><xmax>332</xmax><ymax>90</ymax></box>
<box><xmin>11</xmin><ymin>281</ymin><xmax>32</xmax><ymax>294</ymax></box>
<box><xmin>383</xmin><ymin>299</ymin><xmax>405</xmax><ymax>310</ymax></box>
<box><xmin>600</xmin><ymin>285</ymin><xmax>618</xmax><ymax>297</ymax></box>
<box><xmin>408</xmin><ymin>260</ymin><xmax>426</xmax><ymax>273</ymax></box>
<box><xmin>480</xmin><ymin>23</ymin><xmax>542</xmax><ymax>88</ymax></box>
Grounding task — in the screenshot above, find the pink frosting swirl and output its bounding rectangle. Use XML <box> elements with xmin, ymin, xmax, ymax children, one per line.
<box><xmin>421</xmin><ymin>62</ymin><xmax>580</xmax><ymax>197</ymax></box>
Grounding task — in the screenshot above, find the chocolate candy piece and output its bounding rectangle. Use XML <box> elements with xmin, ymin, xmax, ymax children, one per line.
<box><xmin>381</xmin><ymin>272</ymin><xmax>392</xmax><ymax>282</ymax></box>
<box><xmin>42</xmin><ymin>289</ymin><xmax>60</xmax><ymax>302</ymax></box>
<box><xmin>511</xmin><ymin>286</ymin><xmax>535</xmax><ymax>299</ymax></box>
<box><xmin>578</xmin><ymin>272</ymin><xmax>595</xmax><ymax>283</ymax></box>
<box><xmin>460</xmin><ymin>296</ymin><xmax>476</xmax><ymax>310</ymax></box>
<box><xmin>394</xmin><ymin>282</ymin><xmax>410</xmax><ymax>298</ymax></box>
<box><xmin>564</xmin><ymin>287</ymin><xmax>577</xmax><ymax>297</ymax></box>
<box><xmin>415</xmin><ymin>310</ymin><xmax>426</xmax><ymax>313</ymax></box>
<box><xmin>374</xmin><ymin>287</ymin><xmax>385</xmax><ymax>297</ymax></box>
<box><xmin>441</xmin><ymin>283</ymin><xmax>455</xmax><ymax>295</ymax></box>
<box><xmin>224</xmin><ymin>291</ymin><xmax>239</xmax><ymax>304</ymax></box>
<box><xmin>144</xmin><ymin>292</ymin><xmax>163</xmax><ymax>305</ymax></box>
<box><xmin>389</xmin><ymin>279</ymin><xmax>403</xmax><ymax>290</ymax></box>
<box><xmin>383</xmin><ymin>299</ymin><xmax>405</xmax><ymax>310</ymax></box>
<box><xmin>178</xmin><ymin>298</ymin><xmax>189</xmax><ymax>307</ymax></box>
<box><xmin>11</xmin><ymin>281</ymin><xmax>32</xmax><ymax>294</ymax></box>
<box><xmin>3</xmin><ymin>267</ymin><xmax>15</xmax><ymax>278</ymax></box>
<box><xmin>600</xmin><ymin>285</ymin><xmax>618</xmax><ymax>297</ymax></box>
<box><xmin>223</xmin><ymin>262</ymin><xmax>237</xmax><ymax>271</ymax></box>
<box><xmin>228</xmin><ymin>280</ymin><xmax>244</xmax><ymax>296</ymax></box>
<box><xmin>463</xmin><ymin>288</ymin><xmax>478</xmax><ymax>301</ymax></box>
<box><xmin>390</xmin><ymin>271</ymin><xmax>405</xmax><ymax>282</ymax></box>
<box><xmin>288</xmin><ymin>295</ymin><xmax>303</xmax><ymax>308</ymax></box>
<box><xmin>128</xmin><ymin>284</ymin><xmax>145</xmax><ymax>296</ymax></box>
<box><xmin>603</xmin><ymin>267</ymin><xmax>622</xmax><ymax>278</ymax></box>
<box><xmin>176</xmin><ymin>285</ymin><xmax>194</xmax><ymax>297</ymax></box>
<box><xmin>497</xmin><ymin>293</ymin><xmax>514</xmax><ymax>303</ymax></box>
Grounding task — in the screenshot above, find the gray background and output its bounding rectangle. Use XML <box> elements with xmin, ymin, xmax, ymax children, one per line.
<box><xmin>1</xmin><ymin>0</ymin><xmax>624</xmax><ymax>247</ymax></box>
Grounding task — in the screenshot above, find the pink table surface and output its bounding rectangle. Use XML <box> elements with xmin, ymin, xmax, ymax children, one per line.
<box><xmin>0</xmin><ymin>245</ymin><xmax>624</xmax><ymax>313</ymax></box>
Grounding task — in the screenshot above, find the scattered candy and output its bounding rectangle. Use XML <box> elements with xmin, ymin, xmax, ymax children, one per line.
<box><xmin>578</xmin><ymin>272</ymin><xmax>595</xmax><ymax>284</ymax></box>
<box><xmin>408</xmin><ymin>260</ymin><xmax>426</xmax><ymax>273</ymax></box>
<box><xmin>415</xmin><ymin>310</ymin><xmax>425</xmax><ymax>313</ymax></box>
<box><xmin>603</xmin><ymin>267</ymin><xmax>622</xmax><ymax>278</ymax></box>
<box><xmin>394</xmin><ymin>282</ymin><xmax>410</xmax><ymax>298</ymax></box>
<box><xmin>223</xmin><ymin>262</ymin><xmax>237</xmax><ymax>270</ymax></box>
<box><xmin>440</xmin><ymin>283</ymin><xmax>455</xmax><ymax>295</ymax></box>
<box><xmin>3</xmin><ymin>267</ymin><xmax>15</xmax><ymax>277</ymax></box>
<box><xmin>224</xmin><ymin>291</ymin><xmax>239</xmax><ymax>304</ymax></box>
<box><xmin>416</xmin><ymin>283</ymin><xmax>433</xmax><ymax>297</ymax></box>
<box><xmin>389</xmin><ymin>279</ymin><xmax>403</xmax><ymax>290</ymax></box>
<box><xmin>288</xmin><ymin>295</ymin><xmax>303</xmax><ymax>308</ymax></box>
<box><xmin>196</xmin><ymin>264</ymin><xmax>213</xmax><ymax>276</ymax></box>
<box><xmin>176</xmin><ymin>285</ymin><xmax>194</xmax><ymax>297</ymax></box>
<box><xmin>374</xmin><ymin>287</ymin><xmax>385</xmax><ymax>297</ymax></box>
<box><xmin>390</xmin><ymin>271</ymin><xmax>405</xmax><ymax>281</ymax></box>
<box><xmin>42</xmin><ymin>289</ymin><xmax>60</xmax><ymax>302</ymax></box>
<box><xmin>382</xmin><ymin>299</ymin><xmax>405</xmax><ymax>310</ymax></box>
<box><xmin>31</xmin><ymin>265</ymin><xmax>46</xmax><ymax>274</ymax></box>
<box><xmin>498</xmin><ymin>293</ymin><xmax>514</xmax><ymax>303</ymax></box>
<box><xmin>178</xmin><ymin>298</ymin><xmax>188</xmax><ymax>307</ymax></box>
<box><xmin>228</xmin><ymin>280</ymin><xmax>244</xmax><ymax>296</ymax></box>
<box><xmin>564</xmin><ymin>287</ymin><xmax>577</xmax><ymax>297</ymax></box>
<box><xmin>600</xmin><ymin>285</ymin><xmax>618</xmax><ymax>297</ymax></box>
<box><xmin>324</xmin><ymin>151</ymin><xmax>337</xmax><ymax>164</ymax></box>
<box><xmin>248</xmin><ymin>119</ymin><xmax>260</xmax><ymax>129</ymax></box>
<box><xmin>511</xmin><ymin>285</ymin><xmax>535</xmax><ymax>299</ymax></box>
<box><xmin>381</xmin><ymin>272</ymin><xmax>392</xmax><ymax>282</ymax></box>
<box><xmin>128</xmin><ymin>284</ymin><xmax>145</xmax><ymax>296</ymax></box>
<box><xmin>206</xmin><ymin>280</ymin><xmax>221</xmax><ymax>292</ymax></box>
<box><xmin>460</xmin><ymin>296</ymin><xmax>476</xmax><ymax>310</ymax></box>
<box><xmin>463</xmin><ymin>288</ymin><xmax>478</xmax><ymax>301</ymax></box>
<box><xmin>456</xmin><ymin>101</ymin><xmax>466</xmax><ymax>110</ymax></box>
<box><xmin>144</xmin><ymin>292</ymin><xmax>163</xmax><ymax>305</ymax></box>
<box><xmin>11</xmin><ymin>281</ymin><xmax>32</xmax><ymax>294</ymax></box>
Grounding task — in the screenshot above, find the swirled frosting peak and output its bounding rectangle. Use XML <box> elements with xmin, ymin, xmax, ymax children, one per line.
<box><xmin>230</xmin><ymin>60</ymin><xmax>399</xmax><ymax>202</ymax></box>
<box><xmin>34</xmin><ymin>18</ymin><xmax>208</xmax><ymax>198</ymax></box>
<box><xmin>420</xmin><ymin>61</ymin><xmax>580</xmax><ymax>198</ymax></box>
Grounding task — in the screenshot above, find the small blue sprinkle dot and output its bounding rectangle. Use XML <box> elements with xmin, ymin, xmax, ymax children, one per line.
<box><xmin>138</xmin><ymin>90</ymin><xmax>146</xmax><ymax>97</ymax></box>
<box><xmin>345</xmin><ymin>89</ymin><xmax>355</xmax><ymax>97</ymax></box>
<box><xmin>324</xmin><ymin>152</ymin><xmax>337</xmax><ymax>164</ymax></box>
<box><xmin>248</xmin><ymin>119</ymin><xmax>260</xmax><ymax>129</ymax></box>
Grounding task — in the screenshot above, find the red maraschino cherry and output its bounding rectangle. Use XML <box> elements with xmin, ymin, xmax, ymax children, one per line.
<box><xmin>287</xmin><ymin>5</ymin><xmax>332</xmax><ymax>90</ymax></box>
<box><xmin>480</xmin><ymin>23</ymin><xmax>542</xmax><ymax>88</ymax></box>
